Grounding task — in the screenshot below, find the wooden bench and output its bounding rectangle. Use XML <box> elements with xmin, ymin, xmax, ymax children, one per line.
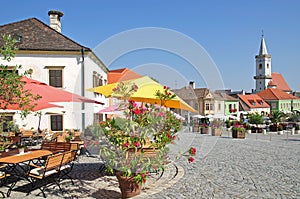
<box><xmin>41</xmin><ymin>142</ymin><xmax>71</xmax><ymax>154</ymax></box>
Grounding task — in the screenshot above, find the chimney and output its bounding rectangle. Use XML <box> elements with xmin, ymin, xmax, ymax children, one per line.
<box><xmin>189</xmin><ymin>81</ymin><xmax>195</xmax><ymax>89</ymax></box>
<box><xmin>48</xmin><ymin>10</ymin><xmax>64</xmax><ymax>33</ymax></box>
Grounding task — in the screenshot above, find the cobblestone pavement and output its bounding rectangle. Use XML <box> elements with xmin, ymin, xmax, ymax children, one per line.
<box><xmin>149</xmin><ymin>128</ymin><xmax>300</xmax><ymax>199</ymax></box>
<box><xmin>1</xmin><ymin>128</ymin><xmax>299</xmax><ymax>198</ymax></box>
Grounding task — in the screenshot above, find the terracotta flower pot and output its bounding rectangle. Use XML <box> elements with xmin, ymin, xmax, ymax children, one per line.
<box><xmin>116</xmin><ymin>172</ymin><xmax>141</xmax><ymax>198</ymax></box>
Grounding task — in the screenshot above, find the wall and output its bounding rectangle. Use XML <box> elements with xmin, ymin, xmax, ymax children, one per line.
<box><xmin>1</xmin><ymin>52</ymin><xmax>107</xmax><ymax>131</ymax></box>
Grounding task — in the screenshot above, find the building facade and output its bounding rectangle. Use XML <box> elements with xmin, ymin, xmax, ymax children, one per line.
<box><xmin>0</xmin><ymin>11</ymin><xmax>108</xmax><ymax>131</ymax></box>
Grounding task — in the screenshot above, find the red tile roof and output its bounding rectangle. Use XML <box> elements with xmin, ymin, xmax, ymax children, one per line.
<box><xmin>238</xmin><ymin>94</ymin><xmax>270</xmax><ymax>109</ymax></box>
<box><xmin>271</xmin><ymin>72</ymin><xmax>291</xmax><ymax>92</ymax></box>
<box><xmin>257</xmin><ymin>88</ymin><xmax>298</xmax><ymax>100</ymax></box>
<box><xmin>108</xmin><ymin>68</ymin><xmax>142</xmax><ymax>84</ymax></box>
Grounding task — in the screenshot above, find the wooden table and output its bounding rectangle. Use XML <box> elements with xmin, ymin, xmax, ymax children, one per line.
<box><xmin>0</xmin><ymin>150</ymin><xmax>52</xmax><ymax>164</ymax></box>
<box><xmin>0</xmin><ymin>149</ymin><xmax>52</xmax><ymax>197</ymax></box>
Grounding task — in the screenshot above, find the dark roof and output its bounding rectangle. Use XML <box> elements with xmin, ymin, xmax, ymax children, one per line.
<box><xmin>213</xmin><ymin>92</ymin><xmax>238</xmax><ymax>101</ymax></box>
<box><xmin>194</xmin><ymin>88</ymin><xmax>209</xmax><ymax>98</ymax></box>
<box><xmin>173</xmin><ymin>86</ymin><xmax>197</xmax><ymax>100</ymax></box>
<box><xmin>0</xmin><ymin>18</ymin><xmax>91</xmax><ymax>52</ymax></box>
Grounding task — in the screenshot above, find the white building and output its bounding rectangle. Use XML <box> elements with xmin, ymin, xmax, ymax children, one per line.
<box><xmin>0</xmin><ymin>11</ymin><xmax>108</xmax><ymax>132</ymax></box>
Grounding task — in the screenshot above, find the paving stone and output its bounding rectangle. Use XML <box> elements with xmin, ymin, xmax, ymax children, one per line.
<box><xmin>1</xmin><ymin>127</ymin><xmax>299</xmax><ymax>198</ymax></box>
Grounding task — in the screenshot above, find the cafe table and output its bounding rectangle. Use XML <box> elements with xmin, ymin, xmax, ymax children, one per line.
<box><xmin>0</xmin><ymin>149</ymin><xmax>52</xmax><ymax>196</ymax></box>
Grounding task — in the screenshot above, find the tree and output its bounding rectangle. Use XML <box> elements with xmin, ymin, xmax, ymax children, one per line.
<box><xmin>248</xmin><ymin>112</ymin><xmax>264</xmax><ymax>132</ymax></box>
<box><xmin>287</xmin><ymin>113</ymin><xmax>300</xmax><ymax>123</ymax></box>
<box><xmin>0</xmin><ymin>34</ymin><xmax>40</xmax><ymax>129</ymax></box>
<box><xmin>269</xmin><ymin>110</ymin><xmax>285</xmax><ymax>126</ymax></box>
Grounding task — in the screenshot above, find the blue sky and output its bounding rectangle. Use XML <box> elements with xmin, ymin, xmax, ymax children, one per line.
<box><xmin>1</xmin><ymin>0</ymin><xmax>299</xmax><ymax>91</ymax></box>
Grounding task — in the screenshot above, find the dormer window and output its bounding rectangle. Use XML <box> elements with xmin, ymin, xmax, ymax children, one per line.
<box><xmin>257</xmin><ymin>100</ymin><xmax>264</xmax><ymax>106</ymax></box>
<box><xmin>249</xmin><ymin>100</ymin><xmax>256</xmax><ymax>106</ymax></box>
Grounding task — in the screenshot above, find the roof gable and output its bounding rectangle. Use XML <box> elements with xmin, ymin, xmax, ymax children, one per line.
<box><xmin>0</xmin><ymin>18</ymin><xmax>90</xmax><ymax>52</ymax></box>
<box><xmin>194</xmin><ymin>88</ymin><xmax>209</xmax><ymax>98</ymax></box>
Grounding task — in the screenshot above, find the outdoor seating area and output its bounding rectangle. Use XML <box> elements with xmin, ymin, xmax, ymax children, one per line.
<box><xmin>0</xmin><ymin>140</ymin><xmax>79</xmax><ymax>198</ymax></box>
<box><xmin>0</xmin><ymin>127</ymin><xmax>85</xmax><ymax>197</ymax></box>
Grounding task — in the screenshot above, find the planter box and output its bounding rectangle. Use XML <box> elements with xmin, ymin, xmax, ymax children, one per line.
<box><xmin>277</xmin><ymin>131</ymin><xmax>283</xmax><ymax>135</ymax></box>
<box><xmin>201</xmin><ymin>127</ymin><xmax>209</xmax><ymax>134</ymax></box>
<box><xmin>193</xmin><ymin>126</ymin><xmax>200</xmax><ymax>132</ymax></box>
<box><xmin>232</xmin><ymin>130</ymin><xmax>245</xmax><ymax>139</ymax></box>
<box><xmin>251</xmin><ymin>127</ymin><xmax>262</xmax><ymax>133</ymax></box>
<box><xmin>211</xmin><ymin>128</ymin><xmax>222</xmax><ymax>136</ymax></box>
<box><xmin>269</xmin><ymin>125</ymin><xmax>278</xmax><ymax>132</ymax></box>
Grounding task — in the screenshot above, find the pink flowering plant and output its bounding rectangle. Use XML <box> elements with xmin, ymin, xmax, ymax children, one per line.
<box><xmin>210</xmin><ymin>119</ymin><xmax>224</xmax><ymax>129</ymax></box>
<box><xmin>231</xmin><ymin>121</ymin><xmax>245</xmax><ymax>132</ymax></box>
<box><xmin>96</xmin><ymin>82</ymin><xmax>194</xmax><ymax>185</ymax></box>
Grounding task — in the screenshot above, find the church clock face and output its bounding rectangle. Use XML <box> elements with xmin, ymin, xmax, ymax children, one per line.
<box><xmin>258</xmin><ymin>59</ymin><xmax>263</xmax><ymax>63</ymax></box>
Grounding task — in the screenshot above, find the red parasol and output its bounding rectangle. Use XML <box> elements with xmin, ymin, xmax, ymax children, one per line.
<box><xmin>1</xmin><ymin>76</ymin><xmax>102</xmax><ymax>112</ymax></box>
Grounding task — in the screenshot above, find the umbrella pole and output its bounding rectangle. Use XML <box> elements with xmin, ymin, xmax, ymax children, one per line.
<box><xmin>37</xmin><ymin>112</ymin><xmax>42</xmax><ymax>133</ymax></box>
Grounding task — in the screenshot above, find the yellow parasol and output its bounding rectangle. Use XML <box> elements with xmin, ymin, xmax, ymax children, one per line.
<box><xmin>87</xmin><ymin>76</ymin><xmax>197</xmax><ymax>113</ymax></box>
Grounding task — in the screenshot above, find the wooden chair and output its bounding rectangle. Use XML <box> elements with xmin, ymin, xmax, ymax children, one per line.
<box><xmin>59</xmin><ymin>150</ymin><xmax>77</xmax><ymax>185</ymax></box>
<box><xmin>0</xmin><ymin>164</ymin><xmax>10</xmax><ymax>197</ymax></box>
<box><xmin>27</xmin><ymin>153</ymin><xmax>64</xmax><ymax>198</ymax></box>
<box><xmin>21</xmin><ymin>131</ymin><xmax>34</xmax><ymax>146</ymax></box>
<box><xmin>70</xmin><ymin>143</ymin><xmax>81</xmax><ymax>156</ymax></box>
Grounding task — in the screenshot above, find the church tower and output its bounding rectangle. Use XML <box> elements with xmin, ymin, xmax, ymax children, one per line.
<box><xmin>254</xmin><ymin>34</ymin><xmax>272</xmax><ymax>92</ymax></box>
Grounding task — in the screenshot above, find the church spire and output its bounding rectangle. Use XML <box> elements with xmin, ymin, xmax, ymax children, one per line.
<box><xmin>254</xmin><ymin>32</ymin><xmax>272</xmax><ymax>93</ymax></box>
<box><xmin>259</xmin><ymin>33</ymin><xmax>268</xmax><ymax>55</ymax></box>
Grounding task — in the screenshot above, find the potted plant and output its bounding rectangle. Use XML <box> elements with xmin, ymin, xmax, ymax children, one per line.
<box><xmin>269</xmin><ymin>110</ymin><xmax>285</xmax><ymax>132</ymax></box>
<box><xmin>93</xmin><ymin>83</ymin><xmax>195</xmax><ymax>198</ymax></box>
<box><xmin>211</xmin><ymin>119</ymin><xmax>223</xmax><ymax>136</ymax></box>
<box><xmin>192</xmin><ymin>122</ymin><xmax>200</xmax><ymax>132</ymax></box>
<box><xmin>65</xmin><ymin>134</ymin><xmax>72</xmax><ymax>142</ymax></box>
<box><xmin>200</xmin><ymin>123</ymin><xmax>209</xmax><ymax>134</ymax></box>
<box><xmin>248</xmin><ymin>113</ymin><xmax>264</xmax><ymax>133</ymax></box>
<box><xmin>18</xmin><ymin>144</ymin><xmax>26</xmax><ymax>154</ymax></box>
<box><xmin>232</xmin><ymin>122</ymin><xmax>246</xmax><ymax>139</ymax></box>
<box><xmin>277</xmin><ymin>125</ymin><xmax>283</xmax><ymax>135</ymax></box>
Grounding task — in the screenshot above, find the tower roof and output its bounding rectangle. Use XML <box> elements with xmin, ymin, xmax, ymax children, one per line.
<box><xmin>271</xmin><ymin>72</ymin><xmax>291</xmax><ymax>92</ymax></box>
<box><xmin>259</xmin><ymin>35</ymin><xmax>268</xmax><ymax>55</ymax></box>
